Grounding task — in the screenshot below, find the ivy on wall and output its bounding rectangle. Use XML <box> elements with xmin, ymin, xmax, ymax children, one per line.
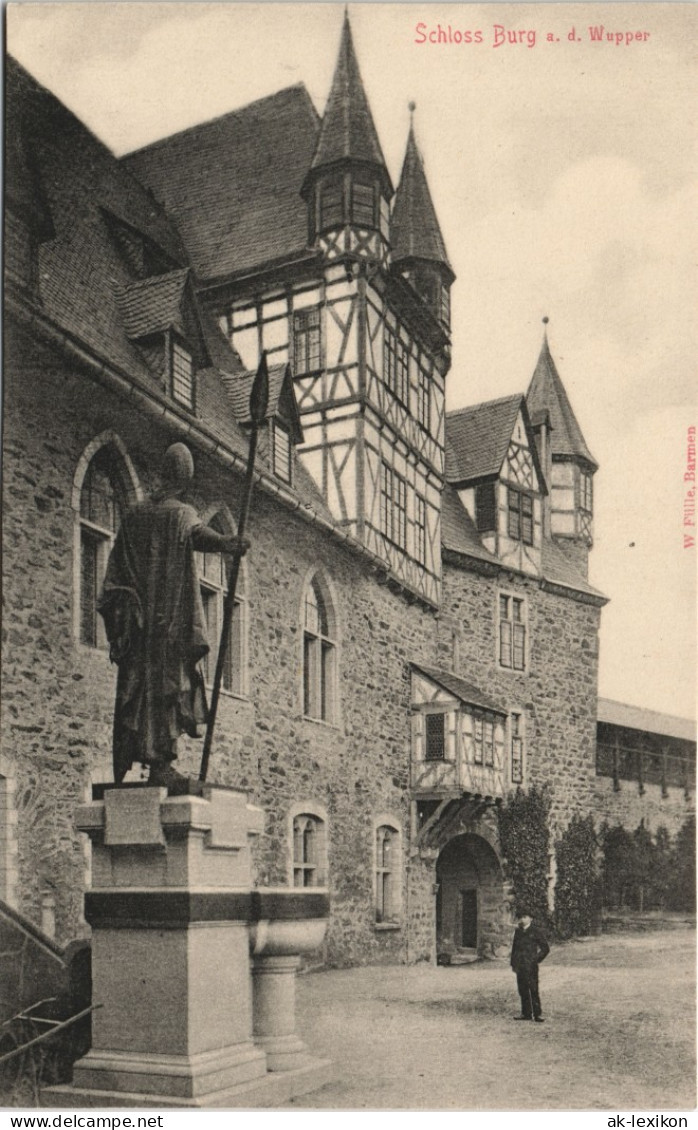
<box><xmin>497</xmin><ymin>785</ymin><xmax>551</xmax><ymax>928</ymax></box>
<box><xmin>554</xmin><ymin>813</ymin><xmax>602</xmax><ymax>938</ymax></box>
<box><xmin>601</xmin><ymin>816</ymin><xmax>696</xmax><ymax>913</ymax></box>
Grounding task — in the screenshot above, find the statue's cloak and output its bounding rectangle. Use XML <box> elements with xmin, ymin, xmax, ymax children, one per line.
<box><xmin>98</xmin><ymin>498</ymin><xmax>209</xmax><ymax>782</ymax></box>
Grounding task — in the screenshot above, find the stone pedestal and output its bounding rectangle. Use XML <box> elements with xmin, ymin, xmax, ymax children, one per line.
<box><xmin>43</xmin><ymin>785</ymin><xmax>332</xmax><ymax>1109</ymax></box>
<box><xmin>251</xmin><ymin>914</ymin><xmax>328</xmax><ymax>1071</ymax></box>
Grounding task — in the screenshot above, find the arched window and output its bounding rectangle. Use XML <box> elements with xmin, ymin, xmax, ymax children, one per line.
<box><xmin>196</xmin><ymin>515</ymin><xmax>248</xmax><ymax>697</ymax></box>
<box><xmin>374</xmin><ymin>819</ymin><xmax>402</xmax><ymax>926</ymax></box>
<box><xmin>76</xmin><ymin>444</ymin><xmax>131</xmax><ymax>648</ymax></box>
<box><xmin>302</xmin><ymin>576</ymin><xmax>337</xmax><ymax>722</ymax></box>
<box><xmin>74</xmin><ymin>434</ymin><xmax>141</xmax><ymax>648</ymax></box>
<box><xmin>290</xmin><ymin>807</ymin><xmax>327</xmax><ymax>888</ymax></box>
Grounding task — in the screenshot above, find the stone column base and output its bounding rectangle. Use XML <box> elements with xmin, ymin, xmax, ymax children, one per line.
<box><xmin>69</xmin><ymin>1042</ymin><xmax>267</xmax><ymax>1101</ymax></box>
<box><xmin>43</xmin><ymin>1058</ymin><xmax>334</xmax><ymax>1109</ymax></box>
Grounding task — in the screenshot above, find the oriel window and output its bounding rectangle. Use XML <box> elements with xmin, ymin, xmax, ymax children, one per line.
<box><xmin>425</xmin><ymin>713</ymin><xmax>446</xmax><ymax>761</ymax></box>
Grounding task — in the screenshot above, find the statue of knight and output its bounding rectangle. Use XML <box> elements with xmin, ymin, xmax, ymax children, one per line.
<box><xmin>98</xmin><ymin>442</ymin><xmax>249</xmax><ymax>787</ymax></box>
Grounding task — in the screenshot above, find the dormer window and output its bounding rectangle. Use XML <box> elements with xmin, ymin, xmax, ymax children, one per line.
<box><xmin>507</xmin><ymin>487</ymin><xmax>533</xmax><ymax>545</ymax></box>
<box><xmin>171</xmin><ymin>338</ymin><xmax>194</xmax><ymax>410</ymax></box>
<box><xmin>272</xmin><ymin>421</ymin><xmax>292</xmax><ymax>484</ymax></box>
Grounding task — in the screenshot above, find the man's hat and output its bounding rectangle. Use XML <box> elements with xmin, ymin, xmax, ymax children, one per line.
<box><xmin>161</xmin><ymin>443</ymin><xmax>194</xmax><ymax>489</ymax></box>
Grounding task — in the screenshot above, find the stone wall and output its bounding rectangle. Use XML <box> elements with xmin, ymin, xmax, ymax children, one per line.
<box><xmin>441</xmin><ymin>565</ymin><xmax>601</xmax><ymax>835</ymax></box>
<box><xmin>593</xmin><ymin>777</ymin><xmax>693</xmax><ymax>838</ymax></box>
<box><xmin>2</xmin><ymin>324</ymin><xmax>443</xmax><ymax>963</ymax></box>
<box><xmin>3</xmin><ymin>320</ymin><xmax>606</xmax><ymax>966</ymax></box>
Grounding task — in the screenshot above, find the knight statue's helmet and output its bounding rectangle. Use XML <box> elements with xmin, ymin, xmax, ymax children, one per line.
<box><xmin>161</xmin><ymin>442</ymin><xmax>194</xmax><ymax>490</ymax></box>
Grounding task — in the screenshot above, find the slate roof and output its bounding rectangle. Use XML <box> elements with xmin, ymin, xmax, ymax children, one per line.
<box><xmin>391</xmin><ymin>123</ymin><xmax>452</xmax><ymax>276</ymax></box>
<box><xmin>222</xmin><ymin>362</ymin><xmax>304</xmax><ymax>444</ymax></box>
<box><xmin>5</xmin><ymin>57</ymin><xmax>188</xmax><ymax>386</ymax></box>
<box><xmin>5</xmin><ymin>57</ymin><xmax>330</xmax><ymax>523</ymax></box>
<box><xmin>440</xmin><ymin>485</ymin><xmax>499</xmax><ymax>565</ymax></box>
<box><xmin>412</xmin><ymin>665</ymin><xmax>508</xmax><ymax>715</ymax></box>
<box><xmin>540</xmin><ymin>538</ymin><xmax>606</xmax><ymax>601</ymax></box>
<box><xmin>306</xmin><ymin>12</ymin><xmax>392</xmax><ymax>196</ymax></box>
<box><xmin>445</xmin><ymin>395</ymin><xmax>523</xmax><ymax>485</ymax></box>
<box><xmin>124</xmin><ymin>85</ymin><xmax>320</xmax><ymax>281</ymax></box>
<box><xmin>116</xmin><ymin>270</ymin><xmax>190</xmax><ymax>340</ymax></box>
<box><xmin>597</xmin><ymin>699</ymin><xmax>695</xmax><ymax>743</ymax></box>
<box><xmin>527</xmin><ymin>333</ymin><xmax>598</xmax><ymax>468</ymax></box>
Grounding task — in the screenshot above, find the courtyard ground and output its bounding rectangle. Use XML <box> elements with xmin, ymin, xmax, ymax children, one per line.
<box><xmin>290</xmin><ymin>927</ymin><xmax>696</xmax><ymax>1110</ymax></box>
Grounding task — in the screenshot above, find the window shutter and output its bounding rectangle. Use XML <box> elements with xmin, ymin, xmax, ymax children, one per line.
<box><xmin>476</xmin><ymin>482</ymin><xmax>496</xmax><ymax>532</ymax></box>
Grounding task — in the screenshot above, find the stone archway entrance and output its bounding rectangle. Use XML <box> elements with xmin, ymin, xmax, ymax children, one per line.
<box><xmin>435</xmin><ymin>833</ymin><xmax>504</xmax><ymax>961</ymax></box>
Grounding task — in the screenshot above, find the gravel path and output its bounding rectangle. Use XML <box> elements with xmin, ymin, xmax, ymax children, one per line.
<box><xmin>290</xmin><ymin>928</ymin><xmax>696</xmax><ymax>1110</ymax></box>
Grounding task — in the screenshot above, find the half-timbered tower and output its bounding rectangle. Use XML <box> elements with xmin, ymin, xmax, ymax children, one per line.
<box><xmin>5</xmin><ymin>17</ymin><xmax>692</xmax><ymax>994</ymax></box>
<box><xmin>126</xmin><ymin>13</ymin><xmax>451</xmax><ymax>607</ymax></box>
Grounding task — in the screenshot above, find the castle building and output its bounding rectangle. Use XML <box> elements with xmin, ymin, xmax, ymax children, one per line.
<box><xmin>2</xmin><ymin>16</ymin><xmax>694</xmax><ymax>971</ymax></box>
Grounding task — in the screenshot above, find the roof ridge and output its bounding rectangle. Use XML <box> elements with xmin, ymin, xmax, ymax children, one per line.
<box><xmin>123</xmin><ymin>83</ymin><xmax>315</xmax><ymax>160</ymax></box>
<box><xmin>446</xmin><ymin>392</ymin><xmax>524</xmax><ymax>418</ymax></box>
<box><xmin>597</xmin><ymin>696</ymin><xmax>695</xmax><ymax>727</ymax></box>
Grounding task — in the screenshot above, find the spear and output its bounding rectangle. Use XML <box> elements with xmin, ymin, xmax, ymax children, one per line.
<box><xmin>199</xmin><ymin>352</ymin><xmax>269</xmax><ymax>782</ymax></box>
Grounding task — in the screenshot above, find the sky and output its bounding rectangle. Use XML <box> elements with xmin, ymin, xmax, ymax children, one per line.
<box><xmin>7</xmin><ymin>2</ymin><xmax>697</xmax><ymax>720</ymax></box>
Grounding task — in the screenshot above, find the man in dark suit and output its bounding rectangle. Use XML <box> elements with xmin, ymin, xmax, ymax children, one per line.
<box><xmin>510</xmin><ymin>911</ymin><xmax>550</xmax><ymax>1022</ymax></box>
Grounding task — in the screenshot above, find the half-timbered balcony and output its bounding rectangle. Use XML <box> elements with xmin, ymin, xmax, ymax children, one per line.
<box><xmin>410</xmin><ymin>666</ymin><xmax>508</xmax><ymax>802</ymax></box>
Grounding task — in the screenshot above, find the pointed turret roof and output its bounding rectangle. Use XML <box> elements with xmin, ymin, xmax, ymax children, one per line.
<box><xmin>391</xmin><ymin>117</ymin><xmax>453</xmax><ymax>279</ymax></box>
<box><xmin>306</xmin><ymin>12</ymin><xmax>392</xmax><ymax>196</ymax></box>
<box><xmin>527</xmin><ymin>327</ymin><xmax>598</xmax><ymax>468</ymax></box>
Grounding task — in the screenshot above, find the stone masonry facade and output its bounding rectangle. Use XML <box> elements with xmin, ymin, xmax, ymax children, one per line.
<box><xmin>3</xmin><ymin>318</ymin><xmax>607</xmax><ymax>965</ymax></box>
<box><xmin>4</xmin><ymin>38</ymin><xmax>692</xmax><ymax>978</ymax></box>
